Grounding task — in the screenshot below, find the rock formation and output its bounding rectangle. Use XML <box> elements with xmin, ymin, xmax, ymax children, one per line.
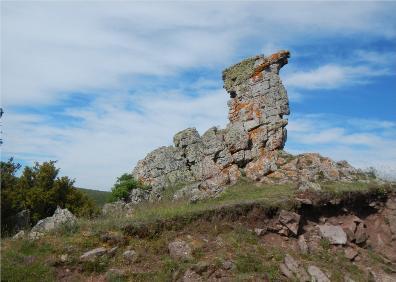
<box><xmin>132</xmin><ymin>50</ymin><xmax>367</xmax><ymax>201</ymax></box>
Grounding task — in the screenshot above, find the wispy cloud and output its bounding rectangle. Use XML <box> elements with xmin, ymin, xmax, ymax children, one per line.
<box><xmin>2</xmin><ymin>1</ymin><xmax>395</xmax><ymax>189</ymax></box>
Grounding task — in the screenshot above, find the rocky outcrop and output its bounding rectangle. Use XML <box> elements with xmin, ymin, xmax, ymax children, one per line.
<box><xmin>31</xmin><ymin>206</ymin><xmax>77</xmax><ymax>233</ymax></box>
<box><xmin>131</xmin><ymin>50</ymin><xmax>369</xmax><ymax>202</ymax></box>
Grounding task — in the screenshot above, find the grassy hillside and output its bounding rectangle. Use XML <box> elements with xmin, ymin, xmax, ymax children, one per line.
<box><xmin>76</xmin><ymin>187</ymin><xmax>111</xmax><ymax>207</ymax></box>
<box><xmin>2</xmin><ymin>180</ymin><xmax>395</xmax><ymax>281</ymax></box>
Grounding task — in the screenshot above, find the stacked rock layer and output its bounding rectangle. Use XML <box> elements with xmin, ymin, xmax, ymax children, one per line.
<box><xmin>132</xmin><ymin>51</ymin><xmax>363</xmax><ymax>200</ymax></box>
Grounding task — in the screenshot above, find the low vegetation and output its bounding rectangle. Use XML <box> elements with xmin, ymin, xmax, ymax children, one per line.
<box><xmin>1</xmin><ymin>177</ymin><xmax>395</xmax><ymax>281</ymax></box>
<box><xmin>1</xmin><ymin>158</ymin><xmax>98</xmax><ymax>235</ymax></box>
<box><xmin>110</xmin><ymin>173</ymin><xmax>148</xmax><ymax>202</ymax></box>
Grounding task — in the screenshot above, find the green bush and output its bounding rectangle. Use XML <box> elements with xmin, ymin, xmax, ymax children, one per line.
<box><xmin>1</xmin><ymin>158</ymin><xmax>99</xmax><ymax>235</ymax></box>
<box><xmin>110</xmin><ymin>173</ymin><xmax>148</xmax><ymax>202</ymax></box>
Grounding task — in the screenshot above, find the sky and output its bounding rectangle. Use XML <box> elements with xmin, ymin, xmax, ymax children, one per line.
<box><xmin>1</xmin><ymin>1</ymin><xmax>396</xmax><ymax>191</ymax></box>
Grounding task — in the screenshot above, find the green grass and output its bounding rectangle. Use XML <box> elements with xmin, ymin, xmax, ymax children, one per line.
<box><xmin>130</xmin><ymin>180</ymin><xmax>295</xmax><ymax>223</ymax></box>
<box><xmin>77</xmin><ymin>187</ymin><xmax>111</xmax><ymax>207</ymax></box>
<box><xmin>1</xmin><ymin>239</ymin><xmax>56</xmax><ymax>282</ymax></box>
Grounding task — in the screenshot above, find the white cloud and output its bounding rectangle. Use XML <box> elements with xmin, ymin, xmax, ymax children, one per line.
<box><xmin>3</xmin><ymin>87</ymin><xmax>229</xmax><ymax>190</ymax></box>
<box><xmin>286</xmin><ymin>115</ymin><xmax>396</xmax><ymax>180</ymax></box>
<box><xmin>2</xmin><ymin>1</ymin><xmax>396</xmax><ymax>189</ymax></box>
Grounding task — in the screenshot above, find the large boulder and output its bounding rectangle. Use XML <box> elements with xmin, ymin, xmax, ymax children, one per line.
<box><xmin>31</xmin><ymin>206</ymin><xmax>77</xmax><ymax>233</ymax></box>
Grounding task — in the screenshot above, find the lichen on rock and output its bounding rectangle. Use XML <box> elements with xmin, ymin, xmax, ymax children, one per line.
<box><xmin>131</xmin><ymin>50</ymin><xmax>368</xmax><ymax>202</ymax></box>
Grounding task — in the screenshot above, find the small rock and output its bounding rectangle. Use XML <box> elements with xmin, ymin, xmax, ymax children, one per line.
<box><xmin>12</xmin><ymin>230</ymin><xmax>25</xmax><ymax>240</ymax></box>
<box><xmin>354</xmin><ymin>223</ymin><xmax>368</xmax><ymax>244</ymax></box>
<box><xmin>28</xmin><ymin>231</ymin><xmax>44</xmax><ymax>240</ymax></box>
<box><xmin>307</xmin><ymin>265</ymin><xmax>330</xmax><ymax>282</ymax></box>
<box><xmin>284</xmin><ymin>254</ymin><xmax>310</xmax><ymax>281</ymax></box>
<box><xmin>318</xmin><ymin>224</ymin><xmax>347</xmax><ymax>245</ymax></box>
<box><xmin>298</xmin><ymin>235</ymin><xmax>309</xmax><ymax>254</ymax></box>
<box><xmin>80</xmin><ymin>247</ymin><xmax>107</xmax><ymax>261</ymax></box>
<box><xmin>168</xmin><ymin>239</ymin><xmax>192</xmax><ymax>261</ymax></box>
<box><xmin>182</xmin><ymin>268</ymin><xmax>203</xmax><ymax>282</ymax></box>
<box><xmin>123</xmin><ymin>250</ymin><xmax>139</xmax><ymax>264</ymax></box>
<box><xmin>280</xmin><ymin>263</ymin><xmax>294</xmax><ymax>279</ymax></box>
<box><xmin>279</xmin><ymin>210</ymin><xmax>301</xmax><ymax>236</ymax></box>
<box><xmin>222</xmin><ymin>260</ymin><xmax>234</xmax><ymax>270</ymax></box>
<box><xmin>60</xmin><ymin>254</ymin><xmax>68</xmax><ymax>262</ymax></box>
<box><xmin>254</xmin><ymin>228</ymin><xmax>267</xmax><ymax>236</ymax></box>
<box><xmin>344</xmin><ymin>247</ymin><xmax>358</xmax><ymax>260</ymax></box>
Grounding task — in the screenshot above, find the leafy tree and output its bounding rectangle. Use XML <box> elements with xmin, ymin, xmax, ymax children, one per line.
<box><xmin>1</xmin><ymin>159</ymin><xmax>98</xmax><ymax>234</ymax></box>
<box><xmin>110</xmin><ymin>173</ymin><xmax>147</xmax><ymax>201</ymax></box>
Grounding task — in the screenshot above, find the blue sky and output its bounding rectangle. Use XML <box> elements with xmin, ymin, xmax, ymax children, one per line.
<box><xmin>1</xmin><ymin>1</ymin><xmax>396</xmax><ymax>190</ymax></box>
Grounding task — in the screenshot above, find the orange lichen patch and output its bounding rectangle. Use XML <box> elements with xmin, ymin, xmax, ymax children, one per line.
<box><xmin>251</xmin><ymin>50</ymin><xmax>290</xmax><ymax>78</ymax></box>
<box><xmin>254</xmin><ymin>108</ymin><xmax>262</xmax><ymax>119</ymax></box>
<box><xmin>251</xmin><ymin>72</ymin><xmax>263</xmax><ymax>82</ymax></box>
<box><xmin>266</xmin><ymin>171</ymin><xmax>285</xmax><ymax>179</ymax></box>
<box><xmin>248</xmin><ymin>126</ymin><xmax>263</xmax><ymax>143</ymax></box>
<box><xmin>229</xmin><ymin>101</ymin><xmax>248</xmax><ymax>121</ymax></box>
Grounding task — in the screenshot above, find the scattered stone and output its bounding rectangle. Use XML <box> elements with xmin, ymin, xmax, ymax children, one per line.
<box><xmin>279</xmin><ymin>263</ymin><xmax>294</xmax><ymax>279</ymax></box>
<box><xmin>344</xmin><ymin>247</ymin><xmax>358</xmax><ymax>260</ymax></box>
<box><xmin>307</xmin><ymin>265</ymin><xmax>330</xmax><ymax>282</ymax></box>
<box><xmin>168</xmin><ymin>239</ymin><xmax>192</xmax><ymax>261</ymax></box>
<box><xmin>222</xmin><ymin>260</ymin><xmax>234</xmax><ymax>270</ymax></box>
<box><xmin>31</xmin><ymin>207</ymin><xmax>77</xmax><ymax>233</ymax></box>
<box><xmin>283</xmin><ymin>254</ymin><xmax>310</xmax><ymax>281</ymax></box>
<box><xmin>60</xmin><ymin>254</ymin><xmax>68</xmax><ymax>262</ymax></box>
<box><xmin>182</xmin><ymin>268</ymin><xmax>203</xmax><ymax>282</ymax></box>
<box><xmin>123</xmin><ymin>250</ymin><xmax>139</xmax><ymax>264</ymax></box>
<box><xmin>319</xmin><ymin>224</ymin><xmax>347</xmax><ymax>245</ymax></box>
<box><xmin>100</xmin><ymin>232</ymin><xmax>125</xmax><ymax>246</ymax></box>
<box><xmin>80</xmin><ymin>247</ymin><xmax>107</xmax><ymax>261</ymax></box>
<box><xmin>298</xmin><ymin>235</ymin><xmax>309</xmax><ymax>254</ymax></box>
<box><xmin>28</xmin><ymin>231</ymin><xmax>44</xmax><ymax>240</ymax></box>
<box><xmin>279</xmin><ymin>210</ymin><xmax>301</xmax><ymax>236</ymax></box>
<box><xmin>12</xmin><ymin>230</ymin><xmax>25</xmax><ymax>240</ymax></box>
<box><xmin>354</xmin><ymin>223</ymin><xmax>368</xmax><ymax>244</ymax></box>
<box><xmin>254</xmin><ymin>228</ymin><xmax>267</xmax><ymax>236</ymax></box>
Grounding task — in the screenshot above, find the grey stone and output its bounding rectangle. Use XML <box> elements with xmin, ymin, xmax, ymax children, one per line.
<box><xmin>222</xmin><ymin>260</ymin><xmax>234</xmax><ymax>270</ymax></box>
<box><xmin>344</xmin><ymin>247</ymin><xmax>358</xmax><ymax>260</ymax></box>
<box><xmin>319</xmin><ymin>224</ymin><xmax>347</xmax><ymax>245</ymax></box>
<box><xmin>354</xmin><ymin>223</ymin><xmax>368</xmax><ymax>244</ymax></box>
<box><xmin>307</xmin><ymin>265</ymin><xmax>330</xmax><ymax>282</ymax></box>
<box><xmin>168</xmin><ymin>239</ymin><xmax>192</xmax><ymax>261</ymax></box>
<box><xmin>31</xmin><ymin>207</ymin><xmax>77</xmax><ymax>233</ymax></box>
<box><xmin>298</xmin><ymin>235</ymin><xmax>309</xmax><ymax>254</ymax></box>
<box><xmin>12</xmin><ymin>230</ymin><xmax>25</xmax><ymax>240</ymax></box>
<box><xmin>80</xmin><ymin>247</ymin><xmax>107</xmax><ymax>261</ymax></box>
<box><xmin>254</xmin><ymin>228</ymin><xmax>267</xmax><ymax>236</ymax></box>
<box><xmin>279</xmin><ymin>210</ymin><xmax>301</xmax><ymax>236</ymax></box>
<box><xmin>283</xmin><ymin>254</ymin><xmax>310</xmax><ymax>281</ymax></box>
<box><xmin>123</xmin><ymin>250</ymin><xmax>139</xmax><ymax>264</ymax></box>
<box><xmin>28</xmin><ymin>231</ymin><xmax>44</xmax><ymax>240</ymax></box>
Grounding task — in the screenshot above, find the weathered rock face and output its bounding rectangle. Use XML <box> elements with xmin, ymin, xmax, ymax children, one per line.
<box><xmin>131</xmin><ymin>50</ymin><xmax>365</xmax><ymax>201</ymax></box>
<box><xmin>133</xmin><ymin>51</ymin><xmax>290</xmax><ymax>193</ymax></box>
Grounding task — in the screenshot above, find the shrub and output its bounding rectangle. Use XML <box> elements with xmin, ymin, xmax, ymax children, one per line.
<box><xmin>1</xmin><ymin>158</ymin><xmax>99</xmax><ymax>235</ymax></box>
<box><xmin>110</xmin><ymin>173</ymin><xmax>147</xmax><ymax>202</ymax></box>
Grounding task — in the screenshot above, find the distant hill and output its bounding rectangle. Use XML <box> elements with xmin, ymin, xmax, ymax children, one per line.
<box><xmin>76</xmin><ymin>187</ymin><xmax>111</xmax><ymax>207</ymax></box>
